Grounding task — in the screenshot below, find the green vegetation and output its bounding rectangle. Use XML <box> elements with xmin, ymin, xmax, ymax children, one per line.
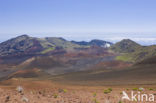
<box><xmin>104</xmin><ymin>90</ymin><xmax>110</xmax><ymax>94</ymax></box>
<box><xmin>93</xmin><ymin>92</ymin><xmax>96</xmax><ymax>97</ymax></box>
<box><xmin>149</xmin><ymin>88</ymin><xmax>154</xmax><ymax>91</ymax></box>
<box><xmin>37</xmin><ymin>38</ymin><xmax>55</xmax><ymax>48</ymax></box>
<box><xmin>53</xmin><ymin>94</ymin><xmax>58</xmax><ymax>98</ymax></box>
<box><xmin>41</xmin><ymin>47</ymin><xmax>55</xmax><ymax>54</ymax></box>
<box><xmin>63</xmin><ymin>89</ymin><xmax>68</xmax><ymax>93</ymax></box>
<box><xmin>132</xmin><ymin>87</ymin><xmax>145</xmax><ymax>91</ymax></box>
<box><xmin>111</xmin><ymin>39</ymin><xmax>142</xmax><ymax>53</ymax></box>
<box><xmin>112</xmin><ymin>39</ymin><xmax>156</xmax><ymax>62</ymax></box>
<box><xmin>104</xmin><ymin>88</ymin><xmax>112</xmax><ymax>94</ymax></box>
<box><xmin>45</xmin><ymin>37</ymin><xmax>81</xmax><ymax>49</ymax></box>
<box><xmin>93</xmin><ymin>98</ymin><xmax>100</xmax><ymax>103</ymax></box>
<box><xmin>118</xmin><ymin>101</ymin><xmax>122</xmax><ymax>103</ymax></box>
<box><xmin>116</xmin><ymin>55</ymin><xmax>133</xmax><ymax>62</ymax></box>
<box><xmin>132</xmin><ymin>88</ymin><xmax>139</xmax><ymax>91</ymax></box>
<box><xmin>108</xmin><ymin>88</ymin><xmax>112</xmax><ymax>91</ymax></box>
<box><xmin>118</xmin><ymin>45</ymin><xmax>156</xmax><ymax>62</ymax></box>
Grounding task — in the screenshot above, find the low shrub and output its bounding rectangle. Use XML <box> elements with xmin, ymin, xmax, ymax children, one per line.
<box><xmin>104</xmin><ymin>90</ymin><xmax>111</xmax><ymax>94</ymax></box>
<box><xmin>149</xmin><ymin>88</ymin><xmax>154</xmax><ymax>91</ymax></box>
<box><xmin>104</xmin><ymin>88</ymin><xmax>112</xmax><ymax>94</ymax></box>
<box><xmin>93</xmin><ymin>92</ymin><xmax>96</xmax><ymax>97</ymax></box>
<box><xmin>118</xmin><ymin>101</ymin><xmax>122</xmax><ymax>103</ymax></box>
<box><xmin>53</xmin><ymin>94</ymin><xmax>58</xmax><ymax>98</ymax></box>
<box><xmin>63</xmin><ymin>89</ymin><xmax>68</xmax><ymax>93</ymax></box>
<box><xmin>93</xmin><ymin>98</ymin><xmax>100</xmax><ymax>103</ymax></box>
<box><xmin>132</xmin><ymin>88</ymin><xmax>138</xmax><ymax>91</ymax></box>
<box><xmin>108</xmin><ymin>88</ymin><xmax>112</xmax><ymax>91</ymax></box>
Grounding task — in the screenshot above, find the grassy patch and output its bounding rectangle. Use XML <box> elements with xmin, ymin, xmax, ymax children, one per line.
<box><xmin>126</xmin><ymin>88</ymin><xmax>129</xmax><ymax>91</ymax></box>
<box><xmin>41</xmin><ymin>47</ymin><xmax>55</xmax><ymax>54</ymax></box>
<box><xmin>93</xmin><ymin>92</ymin><xmax>96</xmax><ymax>97</ymax></box>
<box><xmin>93</xmin><ymin>98</ymin><xmax>100</xmax><ymax>103</ymax></box>
<box><xmin>63</xmin><ymin>89</ymin><xmax>68</xmax><ymax>93</ymax></box>
<box><xmin>132</xmin><ymin>88</ymin><xmax>138</xmax><ymax>91</ymax></box>
<box><xmin>118</xmin><ymin>101</ymin><xmax>122</xmax><ymax>103</ymax></box>
<box><xmin>115</xmin><ymin>55</ymin><xmax>132</xmax><ymax>62</ymax></box>
<box><xmin>149</xmin><ymin>88</ymin><xmax>154</xmax><ymax>91</ymax></box>
<box><xmin>104</xmin><ymin>88</ymin><xmax>112</xmax><ymax>94</ymax></box>
<box><xmin>108</xmin><ymin>88</ymin><xmax>112</xmax><ymax>91</ymax></box>
<box><xmin>53</xmin><ymin>94</ymin><xmax>58</xmax><ymax>98</ymax></box>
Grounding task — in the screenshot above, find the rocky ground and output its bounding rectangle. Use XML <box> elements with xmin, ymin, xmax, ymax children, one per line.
<box><xmin>0</xmin><ymin>79</ymin><xmax>156</xmax><ymax>103</ymax></box>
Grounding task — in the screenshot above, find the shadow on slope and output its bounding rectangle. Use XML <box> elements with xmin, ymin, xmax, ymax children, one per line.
<box><xmin>51</xmin><ymin>57</ymin><xmax>156</xmax><ymax>86</ymax></box>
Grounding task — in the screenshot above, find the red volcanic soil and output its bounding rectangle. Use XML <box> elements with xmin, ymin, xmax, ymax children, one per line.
<box><xmin>25</xmin><ymin>40</ymin><xmax>43</xmax><ymax>53</ymax></box>
<box><xmin>0</xmin><ymin>79</ymin><xmax>155</xmax><ymax>103</ymax></box>
<box><xmin>64</xmin><ymin>46</ymin><xmax>115</xmax><ymax>58</ymax></box>
<box><xmin>7</xmin><ymin>68</ymin><xmax>42</xmax><ymax>79</ymax></box>
<box><xmin>94</xmin><ymin>61</ymin><xmax>132</xmax><ymax>70</ymax></box>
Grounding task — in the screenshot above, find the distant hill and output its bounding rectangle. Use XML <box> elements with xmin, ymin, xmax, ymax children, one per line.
<box><xmin>111</xmin><ymin>39</ymin><xmax>142</xmax><ymax>53</ymax></box>
<box><xmin>112</xmin><ymin>39</ymin><xmax>156</xmax><ymax>62</ymax></box>
<box><xmin>0</xmin><ymin>35</ymin><xmax>81</xmax><ymax>57</ymax></box>
<box><xmin>0</xmin><ymin>35</ymin><xmax>113</xmax><ymax>57</ymax></box>
<box><xmin>45</xmin><ymin>37</ymin><xmax>80</xmax><ymax>49</ymax></box>
<box><xmin>71</xmin><ymin>39</ymin><xmax>113</xmax><ymax>48</ymax></box>
<box><xmin>0</xmin><ymin>35</ymin><xmax>116</xmax><ymax>80</ymax></box>
<box><xmin>1</xmin><ymin>35</ymin><xmax>156</xmax><ymax>86</ymax></box>
<box><xmin>0</xmin><ymin>35</ymin><xmax>43</xmax><ymax>56</ymax></box>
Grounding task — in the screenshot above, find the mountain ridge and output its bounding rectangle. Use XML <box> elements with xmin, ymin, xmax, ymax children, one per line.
<box><xmin>0</xmin><ymin>35</ymin><xmax>113</xmax><ymax>57</ymax></box>
<box><xmin>71</xmin><ymin>39</ymin><xmax>113</xmax><ymax>48</ymax></box>
<box><xmin>111</xmin><ymin>39</ymin><xmax>142</xmax><ymax>53</ymax></box>
<box><xmin>1</xmin><ymin>35</ymin><xmax>156</xmax><ymax>84</ymax></box>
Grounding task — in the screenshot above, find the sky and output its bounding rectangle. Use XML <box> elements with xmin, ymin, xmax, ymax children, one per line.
<box><xmin>0</xmin><ymin>0</ymin><xmax>156</xmax><ymax>45</ymax></box>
